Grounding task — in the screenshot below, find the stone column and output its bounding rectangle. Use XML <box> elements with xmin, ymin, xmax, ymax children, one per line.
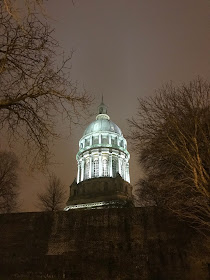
<box><xmin>126</xmin><ymin>163</ymin><xmax>130</xmax><ymax>183</ymax></box>
<box><xmin>81</xmin><ymin>159</ymin><xmax>85</xmax><ymax>182</ymax></box>
<box><xmin>89</xmin><ymin>154</ymin><xmax>92</xmax><ymax>179</ymax></box>
<box><xmin>122</xmin><ymin>160</ymin><xmax>125</xmax><ymax>180</ymax></box>
<box><xmin>109</xmin><ymin>153</ymin><xmax>112</xmax><ymax>177</ymax></box>
<box><xmin>77</xmin><ymin>162</ymin><xmax>81</xmax><ymax>183</ymax></box>
<box><xmin>90</xmin><ymin>136</ymin><xmax>92</xmax><ymax>146</ymax></box>
<box><xmin>117</xmin><ymin>136</ymin><xmax>120</xmax><ymax>146</ymax></box>
<box><xmin>118</xmin><ymin>156</ymin><xmax>122</xmax><ymax>176</ymax></box>
<box><xmin>99</xmin><ymin>153</ymin><xmax>102</xmax><ymax>176</ymax></box>
<box><xmin>82</xmin><ymin>140</ymin><xmax>85</xmax><ymax>149</ymax></box>
<box><xmin>124</xmin><ymin>140</ymin><xmax>127</xmax><ymax>149</ymax></box>
<box><xmin>109</xmin><ymin>135</ymin><xmax>111</xmax><ymax>145</ymax></box>
<box><xmin>99</xmin><ymin>133</ymin><xmax>101</xmax><ymax>144</ymax></box>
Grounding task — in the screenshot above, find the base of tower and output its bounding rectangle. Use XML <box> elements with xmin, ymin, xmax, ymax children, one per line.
<box><xmin>65</xmin><ymin>174</ymin><xmax>133</xmax><ymax>210</ymax></box>
<box><xmin>64</xmin><ymin>199</ymin><xmax>132</xmax><ymax>211</ymax></box>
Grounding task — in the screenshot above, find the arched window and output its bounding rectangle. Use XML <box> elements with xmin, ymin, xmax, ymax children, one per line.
<box><xmin>93</xmin><ymin>136</ymin><xmax>99</xmax><ymax>145</ymax></box>
<box><xmin>111</xmin><ymin>137</ymin><xmax>117</xmax><ymax>146</ymax></box>
<box><xmin>112</xmin><ymin>158</ymin><xmax>117</xmax><ymax>177</ymax></box>
<box><xmin>93</xmin><ymin>159</ymin><xmax>99</xmax><ymax>177</ymax></box>
<box><xmin>85</xmin><ymin>138</ymin><xmax>90</xmax><ymax>147</ymax></box>
<box><xmin>102</xmin><ymin>135</ymin><xmax>109</xmax><ymax>144</ymax></box>
<box><xmin>102</xmin><ymin>158</ymin><xmax>108</xmax><ymax>176</ymax></box>
<box><xmin>120</xmin><ymin>140</ymin><xmax>124</xmax><ymax>147</ymax></box>
<box><xmin>85</xmin><ymin>160</ymin><xmax>90</xmax><ymax>179</ymax></box>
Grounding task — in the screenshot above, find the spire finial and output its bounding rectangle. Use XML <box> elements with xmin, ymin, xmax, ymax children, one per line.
<box><xmin>96</xmin><ymin>95</ymin><xmax>109</xmax><ymax>119</ymax></box>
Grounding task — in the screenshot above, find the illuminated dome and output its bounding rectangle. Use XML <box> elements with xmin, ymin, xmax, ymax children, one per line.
<box><xmin>76</xmin><ymin>99</ymin><xmax>130</xmax><ymax>184</ymax></box>
<box><xmin>64</xmin><ymin>98</ymin><xmax>133</xmax><ymax>211</ymax></box>
<box><xmin>83</xmin><ymin>119</ymin><xmax>122</xmax><ymax>136</ymax></box>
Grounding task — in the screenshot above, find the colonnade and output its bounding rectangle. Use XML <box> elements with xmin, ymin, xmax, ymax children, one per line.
<box><xmin>79</xmin><ymin>133</ymin><xmax>127</xmax><ymax>150</ymax></box>
<box><xmin>77</xmin><ymin>150</ymin><xmax>130</xmax><ymax>183</ymax></box>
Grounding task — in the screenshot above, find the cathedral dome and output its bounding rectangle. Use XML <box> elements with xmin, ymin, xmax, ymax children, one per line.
<box><xmin>76</xmin><ymin>98</ymin><xmax>130</xmax><ymax>185</ymax></box>
<box><xmin>83</xmin><ymin>119</ymin><xmax>122</xmax><ymax>136</ymax></box>
<box><xmin>65</xmin><ymin>98</ymin><xmax>132</xmax><ymax>211</ymax></box>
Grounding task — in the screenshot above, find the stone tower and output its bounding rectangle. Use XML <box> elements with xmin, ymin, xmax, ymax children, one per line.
<box><xmin>65</xmin><ymin>100</ymin><xmax>133</xmax><ymax>210</ymax></box>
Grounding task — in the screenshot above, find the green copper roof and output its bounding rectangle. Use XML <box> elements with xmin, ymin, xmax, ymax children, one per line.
<box><xmin>83</xmin><ymin>119</ymin><xmax>122</xmax><ymax>136</ymax></box>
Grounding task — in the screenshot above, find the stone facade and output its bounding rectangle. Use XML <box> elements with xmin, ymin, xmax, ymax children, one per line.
<box><xmin>0</xmin><ymin>207</ymin><xmax>209</xmax><ymax>280</ymax></box>
<box><xmin>65</xmin><ymin>174</ymin><xmax>133</xmax><ymax>210</ymax></box>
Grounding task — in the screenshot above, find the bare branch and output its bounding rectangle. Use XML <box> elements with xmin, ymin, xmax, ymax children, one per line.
<box><xmin>0</xmin><ymin>151</ymin><xmax>20</xmax><ymax>213</ymax></box>
<box><xmin>36</xmin><ymin>173</ymin><xmax>67</xmax><ymax>211</ymax></box>
<box><xmin>129</xmin><ymin>77</ymin><xmax>210</xmax><ymax>236</ymax></box>
<box><xmin>0</xmin><ymin>3</ymin><xmax>92</xmax><ymax>168</ymax></box>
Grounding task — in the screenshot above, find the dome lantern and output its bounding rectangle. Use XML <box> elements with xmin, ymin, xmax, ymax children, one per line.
<box><xmin>97</xmin><ymin>95</ymin><xmax>108</xmax><ymax>114</ymax></box>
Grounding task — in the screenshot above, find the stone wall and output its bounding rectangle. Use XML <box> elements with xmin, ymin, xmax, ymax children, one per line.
<box><xmin>0</xmin><ymin>207</ymin><xmax>209</xmax><ymax>280</ymax></box>
<box><xmin>67</xmin><ymin>175</ymin><xmax>133</xmax><ymax>206</ymax></box>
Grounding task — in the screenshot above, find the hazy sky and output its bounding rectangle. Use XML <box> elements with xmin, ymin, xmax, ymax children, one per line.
<box><xmin>9</xmin><ymin>0</ymin><xmax>210</xmax><ymax>211</ymax></box>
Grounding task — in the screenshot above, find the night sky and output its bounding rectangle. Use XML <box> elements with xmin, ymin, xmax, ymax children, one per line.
<box><xmin>7</xmin><ymin>0</ymin><xmax>210</xmax><ymax>212</ymax></box>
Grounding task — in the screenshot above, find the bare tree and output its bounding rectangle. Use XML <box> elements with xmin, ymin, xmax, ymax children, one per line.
<box><xmin>129</xmin><ymin>78</ymin><xmax>210</xmax><ymax>235</ymax></box>
<box><xmin>0</xmin><ymin>151</ymin><xmax>19</xmax><ymax>213</ymax></box>
<box><xmin>0</xmin><ymin>2</ymin><xmax>91</xmax><ymax>168</ymax></box>
<box><xmin>3</xmin><ymin>0</ymin><xmax>54</xmax><ymax>21</ymax></box>
<box><xmin>37</xmin><ymin>174</ymin><xmax>67</xmax><ymax>211</ymax></box>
